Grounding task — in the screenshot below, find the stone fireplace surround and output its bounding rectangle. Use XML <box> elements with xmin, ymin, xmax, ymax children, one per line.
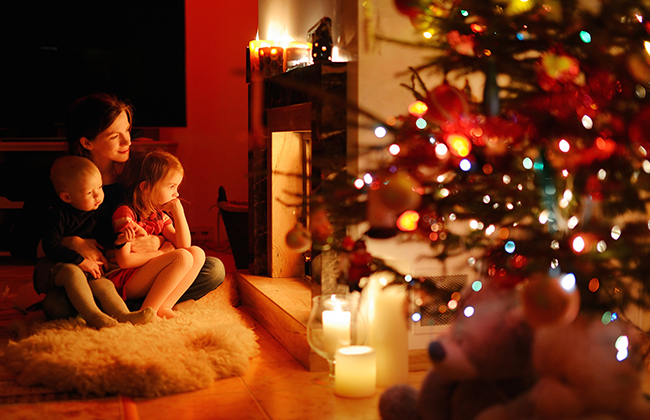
<box><xmin>241</xmin><ymin>62</ymin><xmax>430</xmax><ymax>372</ymax></box>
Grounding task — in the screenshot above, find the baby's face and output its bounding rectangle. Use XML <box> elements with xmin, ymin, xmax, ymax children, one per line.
<box><xmin>66</xmin><ymin>171</ymin><xmax>105</xmax><ymax>211</ymax></box>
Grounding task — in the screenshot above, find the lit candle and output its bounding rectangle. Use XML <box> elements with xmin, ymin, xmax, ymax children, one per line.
<box><xmin>322</xmin><ymin>298</ymin><xmax>351</xmax><ymax>354</ymax></box>
<box><xmin>284</xmin><ymin>41</ymin><xmax>312</xmax><ymax>71</ymax></box>
<box><xmin>248</xmin><ymin>40</ymin><xmax>274</xmax><ymax>73</ymax></box>
<box><xmin>368</xmin><ymin>284</ymin><xmax>409</xmax><ymax>387</ymax></box>
<box><xmin>258</xmin><ymin>46</ymin><xmax>284</xmax><ymax>77</ymax></box>
<box><xmin>335</xmin><ymin>346</ymin><xmax>376</xmax><ymax>398</ymax></box>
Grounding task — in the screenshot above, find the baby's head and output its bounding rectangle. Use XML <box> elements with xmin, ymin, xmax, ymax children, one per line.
<box><xmin>50</xmin><ymin>156</ymin><xmax>104</xmax><ymax>211</ymax></box>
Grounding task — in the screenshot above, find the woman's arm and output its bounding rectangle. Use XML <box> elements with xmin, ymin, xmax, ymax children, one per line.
<box><xmin>114</xmin><ymin>242</ymin><xmax>166</xmax><ymax>268</ymax></box>
<box><xmin>60</xmin><ymin>236</ymin><xmax>108</xmax><ymax>266</ymax></box>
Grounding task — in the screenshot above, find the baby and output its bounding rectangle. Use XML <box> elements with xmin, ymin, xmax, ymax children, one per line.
<box><xmin>33</xmin><ymin>155</ymin><xmax>153</xmax><ymax>328</ymax></box>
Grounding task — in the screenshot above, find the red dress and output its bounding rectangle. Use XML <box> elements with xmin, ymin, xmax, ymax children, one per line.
<box><xmin>106</xmin><ymin>205</ymin><xmax>172</xmax><ymax>299</ymax></box>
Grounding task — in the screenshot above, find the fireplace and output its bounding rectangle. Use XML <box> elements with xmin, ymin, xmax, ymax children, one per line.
<box><xmin>248</xmin><ymin>62</ymin><xmax>348</xmax><ymax>279</ymax></box>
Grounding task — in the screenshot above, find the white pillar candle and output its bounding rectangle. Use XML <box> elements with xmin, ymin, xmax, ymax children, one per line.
<box><xmin>322</xmin><ymin>307</ymin><xmax>351</xmax><ymax>354</ymax></box>
<box><xmin>335</xmin><ymin>346</ymin><xmax>376</xmax><ymax>398</ymax></box>
<box><xmin>369</xmin><ymin>284</ymin><xmax>409</xmax><ymax>387</ymax></box>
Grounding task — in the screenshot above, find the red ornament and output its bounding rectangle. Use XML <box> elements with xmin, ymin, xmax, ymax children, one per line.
<box><xmin>424</xmin><ymin>83</ymin><xmax>470</xmax><ymax>126</ymax></box>
<box><xmin>377</xmin><ymin>171</ymin><xmax>422</xmax><ymax>213</ymax></box>
<box><xmin>393</xmin><ymin>0</ymin><xmax>426</xmax><ymax>18</ymax></box>
<box><xmin>628</xmin><ymin>105</ymin><xmax>650</xmax><ymax>150</ymax></box>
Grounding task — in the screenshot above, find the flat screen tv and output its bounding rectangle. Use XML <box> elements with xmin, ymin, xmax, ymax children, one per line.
<box><xmin>0</xmin><ymin>1</ymin><xmax>186</xmax><ymax>136</ymax></box>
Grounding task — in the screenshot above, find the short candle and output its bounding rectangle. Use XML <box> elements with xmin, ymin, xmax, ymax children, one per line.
<box><xmin>335</xmin><ymin>346</ymin><xmax>376</xmax><ymax>398</ymax></box>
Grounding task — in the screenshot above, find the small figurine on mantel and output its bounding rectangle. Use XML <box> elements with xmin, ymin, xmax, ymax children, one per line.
<box><xmin>342</xmin><ymin>239</ymin><xmax>374</xmax><ymax>292</ymax></box>
<box><xmin>307</xmin><ymin>17</ymin><xmax>333</xmax><ymax>63</ymax></box>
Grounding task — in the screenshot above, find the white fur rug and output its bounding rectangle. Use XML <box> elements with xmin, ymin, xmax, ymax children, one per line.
<box><xmin>0</xmin><ymin>276</ymin><xmax>259</xmax><ymax>398</ymax></box>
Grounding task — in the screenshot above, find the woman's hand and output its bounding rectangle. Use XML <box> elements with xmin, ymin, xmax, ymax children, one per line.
<box><xmin>130</xmin><ymin>235</ymin><xmax>164</xmax><ymax>253</ymax></box>
<box><xmin>79</xmin><ymin>258</ymin><xmax>103</xmax><ymax>279</ymax></box>
<box><xmin>159</xmin><ymin>240</ymin><xmax>176</xmax><ymax>254</ymax></box>
<box><xmin>61</xmin><ymin>236</ymin><xmax>108</xmax><ymax>268</ymax></box>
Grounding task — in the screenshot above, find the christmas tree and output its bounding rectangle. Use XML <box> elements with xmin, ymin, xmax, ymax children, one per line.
<box><xmin>286</xmin><ymin>0</ymin><xmax>650</xmax><ymax>329</ymax></box>
<box><xmin>282</xmin><ymin>1</ymin><xmax>650</xmax><ymax>416</ymax></box>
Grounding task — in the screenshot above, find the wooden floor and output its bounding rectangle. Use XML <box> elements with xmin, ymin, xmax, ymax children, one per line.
<box><xmin>0</xmin><ymin>250</ymin><xmax>427</xmax><ymax>420</ymax></box>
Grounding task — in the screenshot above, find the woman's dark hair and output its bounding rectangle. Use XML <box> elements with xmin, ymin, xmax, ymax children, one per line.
<box><xmin>65</xmin><ymin>93</ymin><xmax>134</xmax><ymax>157</ymax></box>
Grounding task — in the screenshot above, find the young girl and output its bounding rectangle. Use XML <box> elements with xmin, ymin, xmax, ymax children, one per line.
<box><xmin>107</xmin><ymin>149</ymin><xmax>205</xmax><ymax>319</ymax></box>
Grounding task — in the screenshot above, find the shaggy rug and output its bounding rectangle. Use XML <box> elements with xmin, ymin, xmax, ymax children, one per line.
<box><xmin>0</xmin><ymin>274</ymin><xmax>259</xmax><ymax>398</ymax></box>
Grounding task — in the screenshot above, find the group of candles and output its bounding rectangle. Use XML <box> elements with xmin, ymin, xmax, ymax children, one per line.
<box><xmin>248</xmin><ymin>40</ymin><xmax>312</xmax><ymax>76</ymax></box>
<box><xmin>322</xmin><ymin>273</ymin><xmax>409</xmax><ymax>398</ymax></box>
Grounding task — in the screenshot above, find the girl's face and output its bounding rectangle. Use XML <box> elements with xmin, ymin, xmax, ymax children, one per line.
<box><xmin>153</xmin><ymin>170</ymin><xmax>183</xmax><ymax>207</ymax></box>
<box><xmin>81</xmin><ymin>110</ymin><xmax>131</xmax><ymax>165</ymax></box>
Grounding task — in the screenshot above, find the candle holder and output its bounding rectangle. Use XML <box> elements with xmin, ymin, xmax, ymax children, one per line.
<box><xmin>307</xmin><ymin>293</ymin><xmax>366</xmax><ymax>386</ymax></box>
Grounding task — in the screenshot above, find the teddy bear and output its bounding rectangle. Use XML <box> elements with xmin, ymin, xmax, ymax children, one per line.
<box><xmin>379</xmin><ymin>280</ymin><xmax>537</xmax><ymax>420</ymax></box>
<box><xmin>476</xmin><ymin>312</ymin><xmax>650</xmax><ymax>420</ymax></box>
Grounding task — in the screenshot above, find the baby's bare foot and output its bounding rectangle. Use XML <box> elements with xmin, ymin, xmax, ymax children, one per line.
<box><xmin>118</xmin><ymin>307</ymin><xmax>155</xmax><ymax>325</ymax></box>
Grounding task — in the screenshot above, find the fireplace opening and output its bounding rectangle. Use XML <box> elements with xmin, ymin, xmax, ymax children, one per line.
<box><xmin>270</xmin><ymin>130</ymin><xmax>311</xmax><ymax>278</ymax></box>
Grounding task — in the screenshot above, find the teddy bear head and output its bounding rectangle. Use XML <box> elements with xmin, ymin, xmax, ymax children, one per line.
<box><xmin>427</xmin><ymin>281</ymin><xmax>535</xmax><ymax>382</ymax></box>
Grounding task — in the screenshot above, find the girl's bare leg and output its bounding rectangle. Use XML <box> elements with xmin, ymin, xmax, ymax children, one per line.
<box><xmin>124</xmin><ymin>249</ymin><xmax>193</xmax><ymax>319</ymax></box>
<box><xmin>158</xmin><ymin>246</ymin><xmax>205</xmax><ymax>316</ymax></box>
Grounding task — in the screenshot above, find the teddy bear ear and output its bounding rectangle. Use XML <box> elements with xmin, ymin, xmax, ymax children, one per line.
<box><xmin>521</xmin><ymin>273</ymin><xmax>580</xmax><ymax>329</ymax></box>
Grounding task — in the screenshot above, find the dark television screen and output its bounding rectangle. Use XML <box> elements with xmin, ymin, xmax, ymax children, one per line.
<box><xmin>0</xmin><ymin>1</ymin><xmax>186</xmax><ymax>134</ymax></box>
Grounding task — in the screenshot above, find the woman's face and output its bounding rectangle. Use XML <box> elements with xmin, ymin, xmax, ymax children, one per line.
<box><xmin>81</xmin><ymin>110</ymin><xmax>131</xmax><ymax>164</ymax></box>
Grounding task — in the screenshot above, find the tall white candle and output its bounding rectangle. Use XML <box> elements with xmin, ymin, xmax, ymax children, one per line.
<box><xmin>322</xmin><ymin>306</ymin><xmax>351</xmax><ymax>354</ymax></box>
<box><xmin>369</xmin><ymin>284</ymin><xmax>409</xmax><ymax>387</ymax></box>
<box><xmin>335</xmin><ymin>346</ymin><xmax>376</xmax><ymax>398</ymax></box>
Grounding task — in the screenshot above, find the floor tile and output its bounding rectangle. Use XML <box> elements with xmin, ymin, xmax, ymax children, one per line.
<box><xmin>135</xmin><ymin>380</ymin><xmax>268</xmax><ymax>420</ymax></box>
<box><xmin>0</xmin><ymin>398</ymin><xmax>122</xmax><ymax>420</ymax></box>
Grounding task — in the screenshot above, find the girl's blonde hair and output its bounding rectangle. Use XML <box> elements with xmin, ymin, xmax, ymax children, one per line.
<box><xmin>120</xmin><ymin>149</ymin><xmax>184</xmax><ymax>219</ymax></box>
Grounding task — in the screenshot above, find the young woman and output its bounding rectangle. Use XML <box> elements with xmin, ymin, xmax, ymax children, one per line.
<box><xmin>35</xmin><ymin>93</ymin><xmax>225</xmax><ymax>319</ymax></box>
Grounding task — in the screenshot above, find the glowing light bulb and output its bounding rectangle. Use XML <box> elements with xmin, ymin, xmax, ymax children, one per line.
<box><xmin>435</xmin><ymin>143</ymin><xmax>449</xmax><ymax>158</ymax></box>
<box><xmin>388</xmin><ymin>144</ymin><xmax>400</xmax><ymax>155</ymax></box>
<box><xmin>559</xmin><ymin>139</ymin><xmax>570</xmax><ymax>152</ymax></box>
<box><xmin>445</xmin><ymin>134</ymin><xmax>472</xmax><ymax>157</ymax></box>
<box><xmin>463</xmin><ymin>306</ymin><xmax>474</xmax><ymax>317</ymax></box>
<box><xmin>408</xmin><ymin>100</ymin><xmax>428</xmax><ymax>117</ymax></box>
<box><xmin>572</xmin><ymin>235</ymin><xmax>585</xmax><ymax>252</ymax></box>
<box><xmin>397</xmin><ymin>210</ymin><xmax>420</xmax><ymax>231</ymax></box>
<box><xmin>374</xmin><ymin>126</ymin><xmax>387</xmax><ymax>138</ymax></box>
<box><xmin>560</xmin><ymin>273</ymin><xmax>577</xmax><ymax>291</ymax></box>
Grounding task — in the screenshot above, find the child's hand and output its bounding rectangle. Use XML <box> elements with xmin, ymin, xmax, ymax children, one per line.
<box><xmin>115</xmin><ymin>225</ymin><xmax>138</xmax><ymax>246</ymax></box>
<box><xmin>79</xmin><ymin>258</ymin><xmax>103</xmax><ymax>279</ymax></box>
<box><xmin>161</xmin><ymin>198</ymin><xmax>184</xmax><ymax>216</ymax></box>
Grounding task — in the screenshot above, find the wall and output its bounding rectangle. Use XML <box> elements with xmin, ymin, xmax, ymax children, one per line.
<box><xmin>159</xmin><ymin>0</ymin><xmax>258</xmax><ymax>241</ymax></box>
